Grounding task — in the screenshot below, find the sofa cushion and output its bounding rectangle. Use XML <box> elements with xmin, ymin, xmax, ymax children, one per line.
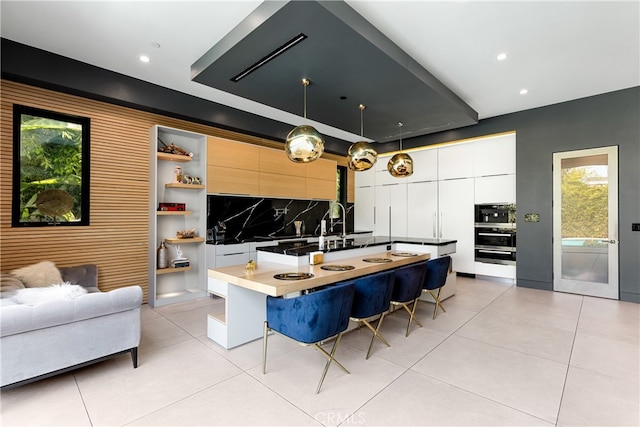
<box><xmin>0</xmin><ymin>273</ymin><xmax>25</xmax><ymax>294</ymax></box>
<box><xmin>10</xmin><ymin>261</ymin><xmax>63</xmax><ymax>288</ymax></box>
<box><xmin>59</xmin><ymin>264</ymin><xmax>99</xmax><ymax>292</ymax></box>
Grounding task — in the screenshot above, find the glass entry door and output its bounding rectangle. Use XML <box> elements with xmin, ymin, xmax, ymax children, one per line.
<box><xmin>553</xmin><ymin>146</ymin><xmax>618</xmax><ymax>299</ymax></box>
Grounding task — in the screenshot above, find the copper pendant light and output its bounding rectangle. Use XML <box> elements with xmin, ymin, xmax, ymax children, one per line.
<box><xmin>347</xmin><ymin>104</ymin><xmax>378</xmax><ymax>171</ymax></box>
<box><xmin>387</xmin><ymin>122</ymin><xmax>413</xmax><ymax>177</ymax></box>
<box><xmin>285</xmin><ymin>79</ymin><xmax>325</xmax><ymax>163</ymax></box>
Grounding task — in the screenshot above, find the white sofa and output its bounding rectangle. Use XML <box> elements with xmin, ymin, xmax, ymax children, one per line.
<box><xmin>0</xmin><ymin>264</ymin><xmax>142</xmax><ymax>389</ymax></box>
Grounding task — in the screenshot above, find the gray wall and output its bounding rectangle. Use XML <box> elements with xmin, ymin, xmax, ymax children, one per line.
<box><xmin>395</xmin><ymin>87</ymin><xmax>640</xmax><ymax>302</ymax></box>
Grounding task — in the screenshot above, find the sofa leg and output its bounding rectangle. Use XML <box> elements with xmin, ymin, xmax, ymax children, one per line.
<box><xmin>131</xmin><ymin>347</ymin><xmax>138</xmax><ymax>368</ymax></box>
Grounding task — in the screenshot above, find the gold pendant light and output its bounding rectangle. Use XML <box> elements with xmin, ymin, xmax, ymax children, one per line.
<box><xmin>285</xmin><ymin>78</ymin><xmax>325</xmax><ymax>163</ymax></box>
<box><xmin>387</xmin><ymin>122</ymin><xmax>413</xmax><ymax>177</ymax></box>
<box><xmin>347</xmin><ymin>104</ymin><xmax>378</xmax><ymax>171</ymax></box>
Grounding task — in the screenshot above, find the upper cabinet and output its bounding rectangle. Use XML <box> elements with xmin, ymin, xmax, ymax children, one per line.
<box><xmin>407</xmin><ymin>148</ymin><xmax>438</xmax><ymax>183</ymax></box>
<box><xmin>207</xmin><ymin>136</ymin><xmax>259</xmax><ymax>195</ymax></box>
<box><xmin>438</xmin><ymin>141</ymin><xmax>475</xmax><ymax>180</ymax></box>
<box><xmin>207</xmin><ymin>137</ymin><xmax>336</xmax><ymax>200</ymax></box>
<box><xmin>473</xmin><ymin>133</ymin><xmax>516</xmax><ymax>177</ymax></box>
<box><xmin>306</xmin><ymin>157</ymin><xmax>338</xmax><ymax>200</ymax></box>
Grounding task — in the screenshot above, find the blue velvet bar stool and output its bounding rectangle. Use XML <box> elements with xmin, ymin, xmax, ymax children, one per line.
<box><xmin>262</xmin><ymin>282</ymin><xmax>355</xmax><ymax>394</ymax></box>
<box><xmin>390</xmin><ymin>262</ymin><xmax>427</xmax><ymax>337</ymax></box>
<box><xmin>422</xmin><ymin>256</ymin><xmax>452</xmax><ymax>319</ymax></box>
<box><xmin>349</xmin><ymin>270</ymin><xmax>396</xmax><ymax>359</ymax></box>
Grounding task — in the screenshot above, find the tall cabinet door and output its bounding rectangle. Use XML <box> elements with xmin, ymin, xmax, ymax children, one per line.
<box><xmin>354</xmin><ymin>186</ymin><xmax>375</xmax><ymax>231</ymax></box>
<box><xmin>374</xmin><ymin>183</ymin><xmax>407</xmax><ymax>237</ymax></box>
<box><xmin>407</xmin><ymin>181</ymin><xmax>438</xmax><ymax>238</ymax></box>
<box><xmin>438</xmin><ymin>178</ymin><xmax>475</xmax><ymax>274</ymax></box>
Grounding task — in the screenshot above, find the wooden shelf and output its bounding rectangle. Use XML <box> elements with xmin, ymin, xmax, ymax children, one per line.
<box><xmin>164</xmin><ymin>236</ymin><xmax>205</xmax><ymax>244</ymax></box>
<box><xmin>165</xmin><ymin>183</ymin><xmax>205</xmax><ymax>190</ymax></box>
<box><xmin>156</xmin><ymin>266</ymin><xmax>192</xmax><ymax>275</ymax></box>
<box><xmin>157</xmin><ymin>210</ymin><xmax>192</xmax><ymax>216</ymax></box>
<box><xmin>157</xmin><ymin>152</ymin><xmax>192</xmax><ymax>162</ymax></box>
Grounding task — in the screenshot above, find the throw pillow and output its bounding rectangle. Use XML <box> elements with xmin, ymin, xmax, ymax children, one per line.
<box><xmin>11</xmin><ymin>283</ymin><xmax>87</xmax><ymax>305</ymax></box>
<box><xmin>0</xmin><ymin>273</ymin><xmax>25</xmax><ymax>294</ymax></box>
<box><xmin>10</xmin><ymin>261</ymin><xmax>63</xmax><ymax>288</ymax></box>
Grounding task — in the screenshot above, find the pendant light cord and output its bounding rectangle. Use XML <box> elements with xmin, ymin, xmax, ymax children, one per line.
<box><xmin>398</xmin><ymin>122</ymin><xmax>403</xmax><ymax>151</ymax></box>
<box><xmin>302</xmin><ymin>78</ymin><xmax>310</xmax><ymax>123</ymax></box>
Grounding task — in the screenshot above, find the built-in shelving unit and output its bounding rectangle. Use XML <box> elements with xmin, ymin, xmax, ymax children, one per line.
<box><xmin>149</xmin><ymin>125</ymin><xmax>207</xmax><ymax>307</ymax></box>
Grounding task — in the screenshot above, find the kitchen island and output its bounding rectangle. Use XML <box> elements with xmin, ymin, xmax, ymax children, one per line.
<box><xmin>207</xmin><ymin>237</ymin><xmax>456</xmax><ymax>349</ymax></box>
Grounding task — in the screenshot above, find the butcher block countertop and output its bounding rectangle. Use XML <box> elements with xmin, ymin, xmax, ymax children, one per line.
<box><xmin>208</xmin><ymin>251</ymin><xmax>430</xmax><ymax>297</ymax></box>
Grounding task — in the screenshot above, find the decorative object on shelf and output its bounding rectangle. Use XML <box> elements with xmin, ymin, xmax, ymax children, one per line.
<box><xmin>174</xmin><ymin>245</ymin><xmax>186</xmax><ymax>260</ymax></box>
<box><xmin>294</xmin><ymin>221</ymin><xmax>303</xmax><ymax>236</ymax></box>
<box><xmin>158</xmin><ymin>137</ymin><xmax>193</xmax><ymax>157</ymax></box>
<box><xmin>285</xmin><ymin>78</ymin><xmax>325</xmax><ymax>163</ymax></box>
<box><xmin>157</xmin><ymin>240</ymin><xmax>169</xmax><ymax>269</ymax></box>
<box><xmin>172</xmin><ymin>259</ymin><xmax>190</xmax><ymax>268</ymax></box>
<box><xmin>173</xmin><ymin>166</ymin><xmax>183</xmax><ymax>183</ymax></box>
<box><xmin>176</xmin><ymin>228</ymin><xmax>197</xmax><ymax>239</ymax></box>
<box><xmin>182</xmin><ymin>174</ymin><xmax>202</xmax><ymax>185</ymax></box>
<box><xmin>158</xmin><ymin>202</ymin><xmax>185</xmax><ymax>211</ymax></box>
<box><xmin>387</xmin><ymin>122</ymin><xmax>413</xmax><ymax>178</ymax></box>
<box><xmin>347</xmin><ymin>104</ymin><xmax>378</xmax><ymax>171</ymax></box>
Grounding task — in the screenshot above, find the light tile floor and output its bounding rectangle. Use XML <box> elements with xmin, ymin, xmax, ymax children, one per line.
<box><xmin>1</xmin><ymin>276</ymin><xmax>639</xmax><ymax>426</ymax></box>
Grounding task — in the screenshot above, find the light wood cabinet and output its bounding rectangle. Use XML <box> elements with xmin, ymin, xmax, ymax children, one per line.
<box><xmin>207</xmin><ymin>138</ymin><xmax>336</xmax><ymax>200</ymax></box>
<box><xmin>259</xmin><ymin>147</ymin><xmax>306</xmax><ymax>177</ymax></box>
<box><xmin>207</xmin><ymin>136</ymin><xmax>259</xmax><ymax>169</ymax></box>
<box><xmin>207</xmin><ymin>136</ymin><xmax>259</xmax><ymax>195</ymax></box>
<box><xmin>260</xmin><ymin>172</ymin><xmax>306</xmax><ymax>198</ymax></box>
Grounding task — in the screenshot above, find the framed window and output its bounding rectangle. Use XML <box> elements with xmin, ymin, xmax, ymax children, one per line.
<box><xmin>12</xmin><ymin>105</ymin><xmax>90</xmax><ymax>226</ymax></box>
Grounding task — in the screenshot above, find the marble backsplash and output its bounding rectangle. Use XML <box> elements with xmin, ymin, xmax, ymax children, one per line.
<box><xmin>207</xmin><ymin>195</ymin><xmax>354</xmax><ymax>243</ymax></box>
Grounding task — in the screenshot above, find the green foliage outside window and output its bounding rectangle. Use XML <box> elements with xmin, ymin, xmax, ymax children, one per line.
<box><xmin>561</xmin><ymin>166</ymin><xmax>608</xmax><ymax>241</ymax></box>
<box><xmin>12</xmin><ymin>105</ymin><xmax>90</xmax><ymax>226</ymax></box>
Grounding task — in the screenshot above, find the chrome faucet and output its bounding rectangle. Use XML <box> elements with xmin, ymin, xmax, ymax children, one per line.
<box><xmin>326</xmin><ymin>202</ymin><xmax>346</xmax><ymax>239</ymax></box>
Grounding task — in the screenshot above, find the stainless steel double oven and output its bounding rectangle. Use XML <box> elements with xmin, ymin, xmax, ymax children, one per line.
<box><xmin>474</xmin><ymin>204</ymin><xmax>516</xmax><ymax>265</ymax></box>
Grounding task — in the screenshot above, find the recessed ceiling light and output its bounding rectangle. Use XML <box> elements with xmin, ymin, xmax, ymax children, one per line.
<box><xmin>520</xmin><ymin>89</ymin><xmax>529</xmax><ymax>95</ymax></box>
<box><xmin>140</xmin><ymin>55</ymin><xmax>150</xmax><ymax>63</ymax></box>
<box><xmin>497</xmin><ymin>53</ymin><xmax>508</xmax><ymax>61</ymax></box>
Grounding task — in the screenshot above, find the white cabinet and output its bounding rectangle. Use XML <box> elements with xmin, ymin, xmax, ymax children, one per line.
<box><xmin>438</xmin><ymin>178</ymin><xmax>475</xmax><ymax>274</ymax></box>
<box><xmin>149</xmin><ymin>126</ymin><xmax>207</xmax><ymax>307</ymax></box>
<box><xmin>474</xmin><ymin>133</ymin><xmax>516</xmax><ymax>177</ymax></box>
<box><xmin>475</xmin><ymin>174</ymin><xmax>516</xmax><ymax>204</ymax></box>
<box><xmin>354</xmin><ymin>186</ymin><xmax>375</xmax><ymax>231</ymax></box>
<box><xmin>374</xmin><ymin>158</ymin><xmax>397</xmax><ymax>186</ymax></box>
<box><xmin>374</xmin><ymin>183</ymin><xmax>407</xmax><ymax>237</ymax></box>
<box><xmin>407</xmin><ymin>181</ymin><xmax>438</xmax><ymax>238</ymax></box>
<box><xmin>438</xmin><ymin>142</ymin><xmax>474</xmax><ymax>180</ymax></box>
<box><xmin>354</xmin><ymin>132</ymin><xmax>516</xmax><ymax>278</ymax></box>
<box><xmin>407</xmin><ymin>149</ymin><xmax>438</xmax><ymax>183</ymax></box>
<box><xmin>354</xmin><ymin>166</ymin><xmax>375</xmax><ymax>188</ymax></box>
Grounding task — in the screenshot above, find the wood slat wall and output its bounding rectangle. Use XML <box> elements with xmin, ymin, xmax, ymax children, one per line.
<box><xmin>0</xmin><ymin>80</ymin><xmax>349</xmax><ymax>302</ymax></box>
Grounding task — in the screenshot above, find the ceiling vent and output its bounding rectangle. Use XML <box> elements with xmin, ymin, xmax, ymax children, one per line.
<box><xmin>231</xmin><ymin>33</ymin><xmax>307</xmax><ymax>82</ymax></box>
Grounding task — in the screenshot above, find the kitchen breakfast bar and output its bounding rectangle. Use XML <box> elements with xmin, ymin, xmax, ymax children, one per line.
<box><xmin>207</xmin><ymin>237</ymin><xmax>457</xmax><ymax>349</ymax></box>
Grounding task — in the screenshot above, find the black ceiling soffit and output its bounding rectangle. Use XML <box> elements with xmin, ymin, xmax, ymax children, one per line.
<box><xmin>192</xmin><ymin>0</ymin><xmax>478</xmax><ymax>143</ymax></box>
